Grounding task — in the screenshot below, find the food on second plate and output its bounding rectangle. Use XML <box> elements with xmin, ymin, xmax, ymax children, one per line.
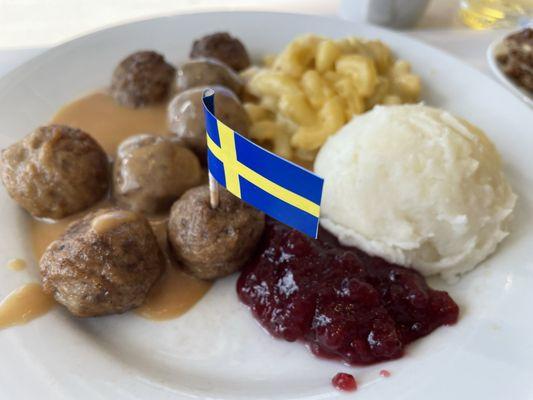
<box><xmin>113</xmin><ymin>134</ymin><xmax>202</xmax><ymax>214</ymax></box>
<box><xmin>496</xmin><ymin>27</ymin><xmax>533</xmax><ymax>94</ymax></box>
<box><xmin>40</xmin><ymin>208</ymin><xmax>164</xmax><ymax>317</ymax></box>
<box><xmin>167</xmin><ymin>85</ymin><xmax>251</xmax><ymax>159</ymax></box>
<box><xmin>1</xmin><ymin>124</ymin><xmax>109</xmax><ymax>219</ymax></box>
<box><xmin>111</xmin><ymin>50</ymin><xmax>176</xmax><ymax>108</ymax></box>
<box><xmin>243</xmin><ymin>34</ymin><xmax>421</xmax><ymax>160</ymax></box>
<box><xmin>176</xmin><ymin>58</ymin><xmax>244</xmax><ymax>97</ymax></box>
<box><xmin>168</xmin><ymin>185</ymin><xmax>265</xmax><ymax>280</ymax></box>
<box><xmin>315</xmin><ymin>104</ymin><xmax>517</xmax><ymax>280</ymax></box>
<box><xmin>190</xmin><ymin>32</ymin><xmax>251</xmax><ymax>72</ymax></box>
<box><xmin>238</xmin><ymin>219</ymin><xmax>459</xmax><ymax>365</ymax></box>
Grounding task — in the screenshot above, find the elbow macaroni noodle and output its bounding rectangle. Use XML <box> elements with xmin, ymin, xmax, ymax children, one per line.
<box><xmin>242</xmin><ymin>35</ymin><xmax>421</xmax><ymax>161</ymax></box>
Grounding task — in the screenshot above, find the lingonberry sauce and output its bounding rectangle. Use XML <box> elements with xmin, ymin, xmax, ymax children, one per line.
<box><xmin>237</xmin><ymin>220</ymin><xmax>459</xmax><ymax>365</ymax></box>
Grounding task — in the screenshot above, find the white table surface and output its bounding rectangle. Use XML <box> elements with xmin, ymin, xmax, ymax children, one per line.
<box><xmin>0</xmin><ymin>0</ymin><xmax>511</xmax><ymax>81</ymax></box>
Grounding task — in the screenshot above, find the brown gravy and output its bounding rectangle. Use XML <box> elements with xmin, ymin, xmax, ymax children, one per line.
<box><xmin>0</xmin><ymin>283</ymin><xmax>55</xmax><ymax>330</ymax></box>
<box><xmin>90</xmin><ymin>209</ymin><xmax>138</xmax><ymax>234</ymax></box>
<box><xmin>136</xmin><ymin>265</ymin><xmax>210</xmax><ymax>320</ymax></box>
<box><xmin>52</xmin><ymin>91</ymin><xmax>169</xmax><ymax>154</ymax></box>
<box><xmin>28</xmin><ymin>91</ymin><xmax>211</xmax><ymax>322</ymax></box>
<box><xmin>30</xmin><ymin>199</ymin><xmax>112</xmax><ymax>258</ymax></box>
<box><xmin>140</xmin><ymin>218</ymin><xmax>211</xmax><ymax>320</ymax></box>
<box><xmin>6</xmin><ymin>258</ymin><xmax>26</xmax><ymax>271</ymax></box>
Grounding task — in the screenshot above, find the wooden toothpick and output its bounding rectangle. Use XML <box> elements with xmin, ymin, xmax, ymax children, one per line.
<box><xmin>209</xmin><ymin>172</ymin><xmax>219</xmax><ymax>209</ymax></box>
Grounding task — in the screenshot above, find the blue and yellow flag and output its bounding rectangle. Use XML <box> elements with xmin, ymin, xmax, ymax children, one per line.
<box><xmin>202</xmin><ymin>90</ymin><xmax>324</xmax><ymax>238</ymax></box>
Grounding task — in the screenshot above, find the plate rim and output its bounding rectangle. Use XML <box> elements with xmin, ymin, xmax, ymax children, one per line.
<box><xmin>0</xmin><ymin>10</ymin><xmax>532</xmax><ymax>400</ymax></box>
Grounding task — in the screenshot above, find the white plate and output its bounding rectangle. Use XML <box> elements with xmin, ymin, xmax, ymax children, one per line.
<box><xmin>487</xmin><ymin>27</ymin><xmax>533</xmax><ymax>107</ymax></box>
<box><xmin>0</xmin><ymin>11</ymin><xmax>532</xmax><ymax>400</ymax></box>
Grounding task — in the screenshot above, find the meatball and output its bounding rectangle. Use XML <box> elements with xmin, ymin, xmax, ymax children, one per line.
<box><xmin>111</xmin><ymin>51</ymin><xmax>176</xmax><ymax>108</ymax></box>
<box><xmin>40</xmin><ymin>208</ymin><xmax>164</xmax><ymax>317</ymax></box>
<box><xmin>1</xmin><ymin>124</ymin><xmax>109</xmax><ymax>219</ymax></box>
<box><xmin>190</xmin><ymin>32</ymin><xmax>250</xmax><ymax>72</ymax></box>
<box><xmin>168</xmin><ymin>85</ymin><xmax>251</xmax><ymax>160</ymax></box>
<box><xmin>168</xmin><ymin>185</ymin><xmax>265</xmax><ymax>280</ymax></box>
<box><xmin>113</xmin><ymin>134</ymin><xmax>202</xmax><ymax>214</ymax></box>
<box><xmin>177</xmin><ymin>58</ymin><xmax>243</xmax><ymax>96</ymax></box>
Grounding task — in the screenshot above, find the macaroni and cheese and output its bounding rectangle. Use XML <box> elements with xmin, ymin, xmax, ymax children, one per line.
<box><xmin>242</xmin><ymin>35</ymin><xmax>422</xmax><ymax>161</ymax></box>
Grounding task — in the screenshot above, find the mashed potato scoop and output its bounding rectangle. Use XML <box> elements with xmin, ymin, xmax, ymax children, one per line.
<box><xmin>315</xmin><ymin>104</ymin><xmax>516</xmax><ymax>281</ymax></box>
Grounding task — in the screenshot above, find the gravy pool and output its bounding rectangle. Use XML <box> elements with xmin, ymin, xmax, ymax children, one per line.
<box><xmin>53</xmin><ymin>91</ymin><xmax>169</xmax><ymax>154</ymax></box>
<box><xmin>0</xmin><ymin>283</ymin><xmax>55</xmax><ymax>329</ymax></box>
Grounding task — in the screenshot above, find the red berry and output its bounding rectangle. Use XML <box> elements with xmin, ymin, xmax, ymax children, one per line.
<box><xmin>332</xmin><ymin>372</ymin><xmax>357</xmax><ymax>391</ymax></box>
<box><xmin>380</xmin><ymin>369</ymin><xmax>391</xmax><ymax>378</ymax></box>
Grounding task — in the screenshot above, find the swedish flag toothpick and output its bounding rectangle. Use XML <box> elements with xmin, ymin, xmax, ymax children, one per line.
<box><xmin>202</xmin><ymin>89</ymin><xmax>324</xmax><ymax>238</ymax></box>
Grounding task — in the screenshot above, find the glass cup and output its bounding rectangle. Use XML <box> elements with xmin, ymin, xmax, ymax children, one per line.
<box><xmin>339</xmin><ymin>0</ymin><xmax>430</xmax><ymax>29</ymax></box>
<box><xmin>460</xmin><ymin>0</ymin><xmax>533</xmax><ymax>29</ymax></box>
